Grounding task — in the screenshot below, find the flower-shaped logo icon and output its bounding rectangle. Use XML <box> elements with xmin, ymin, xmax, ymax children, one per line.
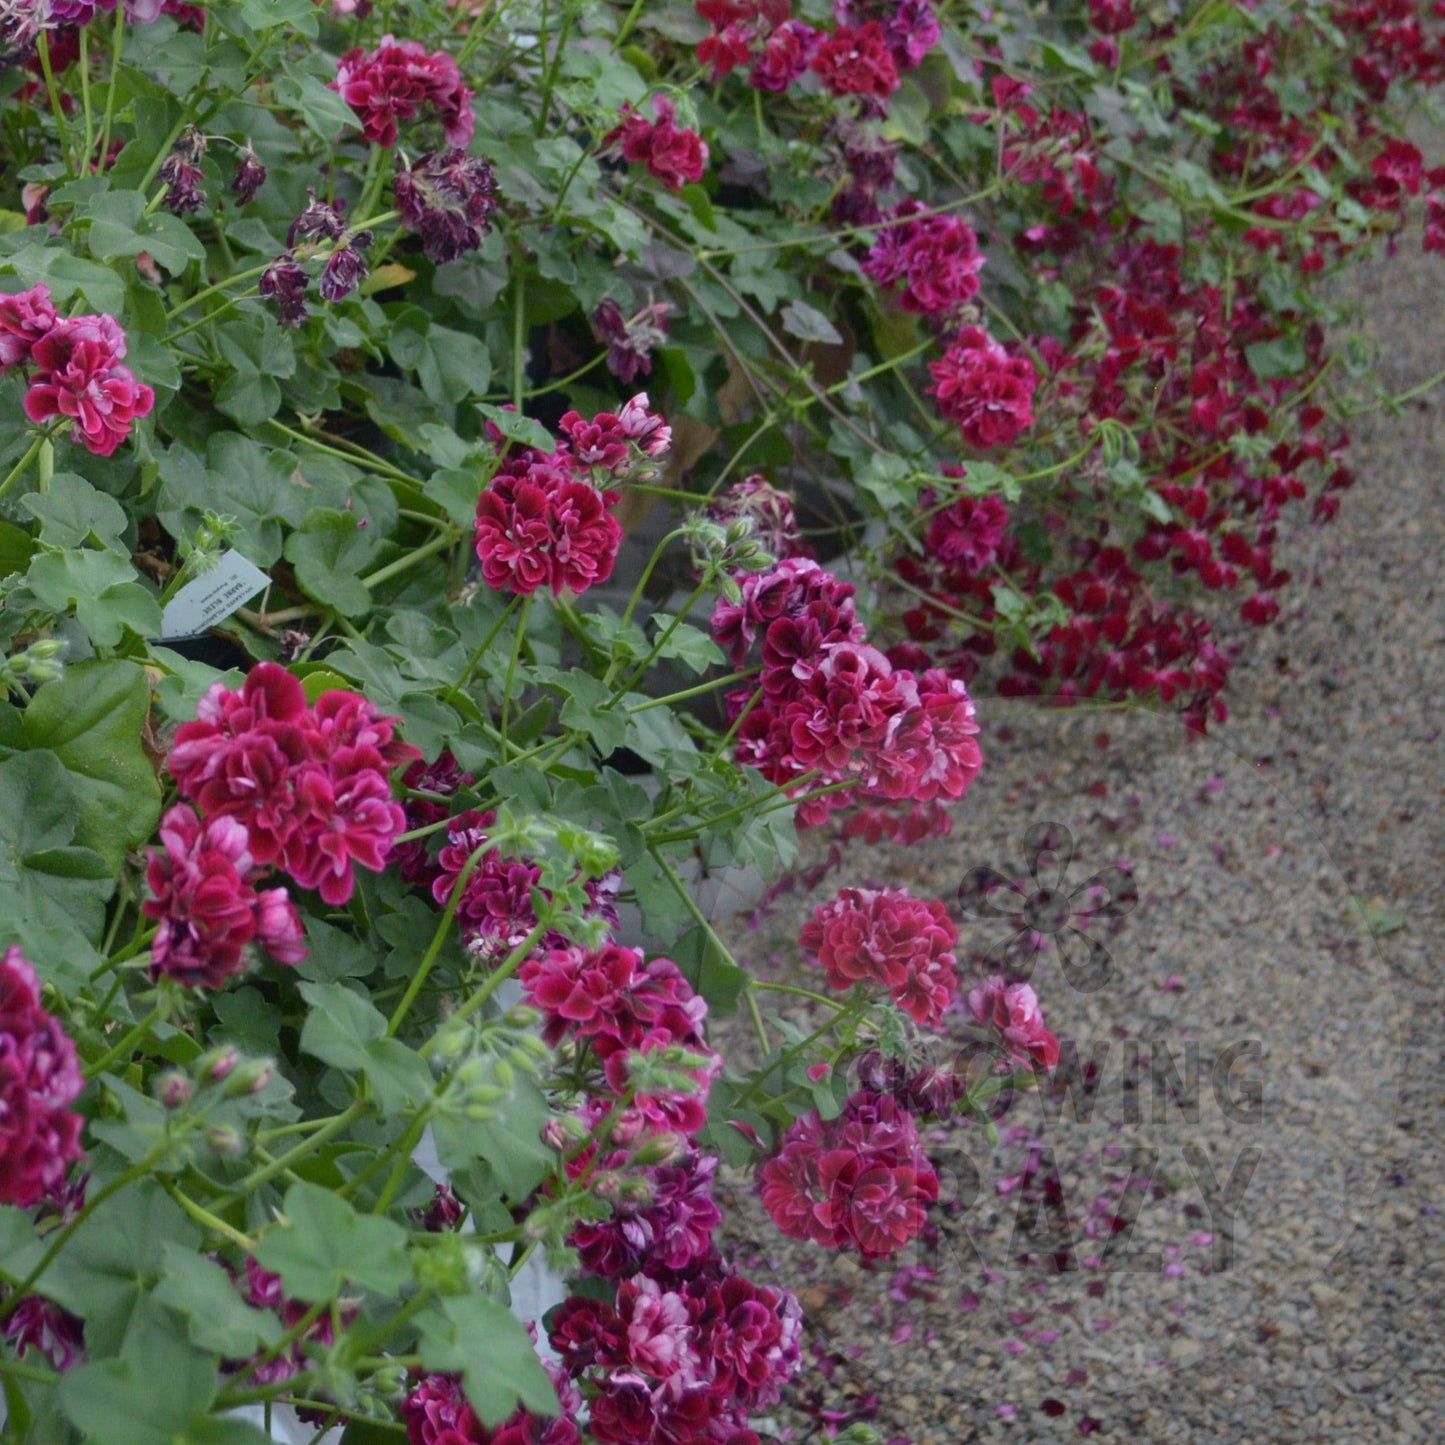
<box><xmin>956</xmin><ymin>822</ymin><xmax>1137</xmax><ymax>993</ymax></box>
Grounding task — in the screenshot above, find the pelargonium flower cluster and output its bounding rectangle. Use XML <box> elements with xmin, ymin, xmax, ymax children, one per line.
<box><xmin>863</xmin><ymin>201</ymin><xmax>986</xmax><ymax>318</ymax></box>
<box><xmin>966</xmin><ymin>975</ymin><xmax>1060</xmax><ymax>1071</ymax></box>
<box><xmin>428</xmin><ymin>809</ymin><xmax>622</xmax><ymax>965</ymax></box>
<box><xmin>0</xmin><ymin>286</ymin><xmax>154</xmax><ymax>457</ymax></box>
<box><xmin>799</xmin><ymin>886</ymin><xmax>959</xmax><ymax>1027</ymax></box>
<box><xmin>593</xmin><ymin>299</ymin><xmax>672</xmax><ymax>384</ymax></box>
<box><xmin>394</xmin><ymin>148</ymin><xmax>499</xmax><ymax>265</ymax></box>
<box><xmin>758</xmin><ymin>1089</ymin><xmax>939</xmax><ymax>1259</ymax></box>
<box><xmin>474</xmin><ymin>395</ymin><xmax>670</xmax><ymax>598</ymax></box>
<box><xmin>143</xmin><ymin>806</ymin><xmax>306</xmax><ymax>991</ymax></box>
<box><xmin>164</xmin><ymin>664</ymin><xmax>419</xmax><ymax>933</ymax></box>
<box><xmin>927</xmin><ymin>325</ymin><xmax>1039</xmax><ymax>451</ymax></box>
<box><xmin>810</xmin><ymin>21</ymin><xmax>899</xmax><ymax>102</ymax></box>
<box><xmin>258</xmin><ymin>192</ymin><xmax>378</xmax><ymax>325</ymax></box>
<box><xmin>607</xmin><ymin>97</ymin><xmax>708</xmax><ymax>193</ymax></box>
<box><xmin>549</xmin><ymin>1266</ymin><xmax>802</xmax><ymax>1444</ymax></box>
<box><xmin>521</xmin><ymin>943</ymin><xmax>720</xmax><ymax>1136</ymax></box>
<box><xmin>696</xmin><ymin>0</ymin><xmax>820</xmax><ymax>93</ymax></box>
<box><xmin>333</xmin><ymin>36</ymin><xmax>474</xmax><ymax>149</ymax></box>
<box><xmin>712</xmin><ymin>555</ymin><xmax>983</xmax><ymax>830</ymax></box>
<box><xmin>833</xmin><ymin>0</ymin><xmax>940</xmax><ymax>71</ymax></box>
<box><xmin>0</xmin><ymin>948</ymin><xmax>85</xmax><ymax>1209</ymax></box>
<box><xmin>404</xmin><ymin>1359</ymin><xmax>580</xmax><ymax>1445</ymax></box>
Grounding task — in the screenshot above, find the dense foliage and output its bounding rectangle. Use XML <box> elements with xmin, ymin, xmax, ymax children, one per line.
<box><xmin>0</xmin><ymin>0</ymin><xmax>1440</xmax><ymax>1439</ymax></box>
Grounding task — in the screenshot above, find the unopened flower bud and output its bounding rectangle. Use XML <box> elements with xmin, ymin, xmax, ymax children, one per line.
<box><xmin>541</xmin><ymin>1119</ymin><xmax>571</xmax><ymax>1151</ymax></box>
<box><xmin>155</xmin><ymin>1071</ymin><xmax>192</xmax><ymax>1110</ymax></box>
<box><xmin>200</xmin><ymin>1047</ymin><xmax>241</xmax><ymax>1082</ymax></box>
<box><xmin>205</xmin><ymin>1125</ymin><xmax>244</xmax><ymax>1158</ymax></box>
<box><xmin>629</xmin><ymin>1132</ymin><xmax>685</xmax><ymax>1167</ymax></box>
<box><xmin>592</xmin><ymin>1171</ymin><xmax>622</xmax><ymax>1202</ymax></box>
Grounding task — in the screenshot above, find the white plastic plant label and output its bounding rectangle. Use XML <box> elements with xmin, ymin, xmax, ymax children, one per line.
<box><xmin>159</xmin><ymin>550</ymin><xmax>271</xmax><ymax>640</ymax></box>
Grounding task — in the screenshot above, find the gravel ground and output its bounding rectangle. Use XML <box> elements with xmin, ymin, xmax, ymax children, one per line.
<box><xmin>711</xmin><ymin>210</ymin><xmax>1445</xmax><ymax>1439</ymax></box>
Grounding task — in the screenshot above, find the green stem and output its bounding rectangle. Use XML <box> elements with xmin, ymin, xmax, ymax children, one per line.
<box><xmin>163</xmin><ymin>1182</ymin><xmax>254</xmax><ymax>1249</ymax></box>
<box><xmin>498</xmin><ymin>594</ymin><xmax>532</xmax><ymax>746</ymax></box>
<box><xmin>441</xmin><ymin>597</ymin><xmax>519</xmax><ymax>706</ymax></box>
<box><xmin>83</xmin><ymin>1003</ymin><xmax>163</xmax><ymax>1080</ymax></box>
<box><xmin>0</xmin><ymin>434</ymin><xmax>48</xmax><ymax>505</ymax></box>
<box><xmin>386</xmin><ymin>841</ymin><xmax>493</xmax><ymax>1036</ymax></box>
<box><xmin>36</xmin><ymin>32</ymin><xmax>72</xmax><ymax>172</ymax></box>
<box><xmin>612</xmin><ymin>576</ymin><xmax>709</xmax><ymax>699</ymax></box>
<box><xmin>427</xmin><ymin>920</ymin><xmax>551</xmax><ymax>1048</ymax></box>
<box><xmin>96</xmin><ymin>4</ymin><xmax>125</xmax><ymax>168</ymax></box>
<box><xmin>360</xmin><ymin>529</ymin><xmax>459</xmax><ymax>589</ymax></box>
<box><xmin>625</xmin><ymin>667</ymin><xmax>759</xmax><ymax>714</ymax></box>
<box><xmin>752</xmin><ymin>980</ymin><xmax>851</xmax><ymax>1010</ymax></box>
<box><xmin>228</xmin><ymin>1099</ymin><xmax>370</xmax><ymax>1198</ymax></box>
<box><xmin>510</xmin><ymin>234</ymin><xmax>528</xmax><ymax>408</ymax></box>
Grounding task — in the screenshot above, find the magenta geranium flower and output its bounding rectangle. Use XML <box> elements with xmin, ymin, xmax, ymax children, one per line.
<box><xmin>608</xmin><ymin>96</ymin><xmax>708</xmax><ymax>192</ymax></box>
<box><xmin>144</xmin><ymin>805</ymin><xmax>306</xmax><ymax>989</ymax></box>
<box><xmin>0</xmin><ymin>283</ymin><xmax>56</xmax><ymax>372</ymax></box>
<box><xmin>23</xmin><ymin>314</ymin><xmax>154</xmax><ymax>458</ymax></box>
<box><xmin>333</xmin><ymin>36</ymin><xmax>474</xmax><ymax>149</ymax></box>
<box><xmin>927</xmin><ymin>325</ymin><xmax>1039</xmax><ymax>450</ymax></box>
<box><xmin>0</xmin><ymin>948</ymin><xmax>85</xmax><ymax>1209</ymax></box>
<box><xmin>800</xmin><ymin>885</ymin><xmax>958</xmax><ymax>1025</ymax></box>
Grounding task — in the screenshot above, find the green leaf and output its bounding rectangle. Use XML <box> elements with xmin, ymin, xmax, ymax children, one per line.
<box><xmin>252</xmin><ymin>1182</ymin><xmax>411</xmax><ymax>1303</ymax></box>
<box><xmin>298</xmin><ymin>980</ymin><xmax>433</xmax><ymax>1117</ymax></box>
<box><xmin>475</xmin><ymin>405</ymin><xmax>554</xmax><ymax>452</ymax></box>
<box><xmin>24</xmin><ymin>549</ymin><xmax>161</xmax><ymax>648</ymax></box>
<box><xmin>44</xmin><ymin>1180</ymin><xmax>200</xmax><ymax>1356</ymax></box>
<box><xmin>388</xmin><ymin>310</ymin><xmax>492</xmax><ymax>406</ymax></box>
<box><xmin>417</xmin><ymin>1295</ymin><xmax>559</xmax><ymax>1429</ymax></box>
<box><xmin>0</xmin><ymin>519</ymin><xmax>36</xmax><ymax>579</ymax></box>
<box><xmin>433</xmin><ymin>1075</ymin><xmax>553</xmax><ymax>1199</ymax></box>
<box><xmin>0</xmin><ymin>751</ymin><xmax>113</xmax><ymax>975</ymax></box>
<box><xmin>276</xmin><ymin>64</ymin><xmax>357</xmax><ymax>141</ymax></box>
<box><xmin>153</xmin><ymin>1245</ymin><xmax>284</xmax><ymax>1359</ymax></box>
<box><xmin>284</xmin><ymin>507</ymin><xmax>382</xmax><ymax>614</ymax></box>
<box><xmin>84</xmin><ymin>190</ymin><xmax>206</xmax><ymax>274</ymax></box>
<box><xmin>780</xmin><ymin>301</ymin><xmax>844</xmax><ymax>346</ymax></box>
<box><xmin>18</xmin><ymin>660</ymin><xmax>162</xmax><ymax>871</ymax></box>
<box><xmin>21</xmin><ymin>473</ymin><xmax>129</xmax><ymax>552</ymax></box>
<box><xmin>854</xmin><ymin>452</ymin><xmax>915</xmax><ymax>512</ymax></box>
<box><xmin>60</xmin><ymin>1338</ymin><xmax>217</xmax><ymax>1445</ymax></box>
<box><xmin>1244</xmin><ymin>335</ymin><xmax>1308</xmax><ymax>379</ymax></box>
<box><xmin>650</xmin><ymin>620</ymin><xmax>723</xmax><ymax>674</ymax></box>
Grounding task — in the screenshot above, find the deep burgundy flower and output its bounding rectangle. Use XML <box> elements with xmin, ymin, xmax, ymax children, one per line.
<box><xmin>231</xmin><ymin>149</ymin><xmax>267</xmax><ymax>205</ymax></box>
<box><xmin>810</xmin><ymin>22</ymin><xmax>899</xmax><ymax>99</ymax></box>
<box><xmin>157</xmin><ymin>127</ymin><xmax>208</xmax><ymax>215</ymax></box>
<box><xmin>593</xmin><ymin>299</ymin><xmax>671</xmax><ymax>384</ymax></box>
<box><xmin>0</xmin><ymin>948</ymin><xmax>85</xmax><ymax>1209</ymax></box>
<box><xmin>966</xmin><ymin>975</ymin><xmax>1060</xmax><ymax>1071</ymax></box>
<box><xmin>925</xmin><ymin>493</ymin><xmax>1009</xmax><ymax>574</ymax></box>
<box><xmin>703</xmin><ymin>1274</ymin><xmax>803</xmax><ymax>1408</ymax></box>
<box><xmin>144</xmin><ymin>805</ymin><xmax>306</xmax><ymax>989</ymax></box>
<box><xmin>833</xmin><ymin>0</ymin><xmax>940</xmax><ymax>69</ymax></box>
<box><xmin>927</xmin><ymin>325</ymin><xmax>1038</xmax><ymax>450</ymax></box>
<box><xmin>711</xmin><ymin>556</ymin><xmax>862</xmax><ymax>667</ymax></box>
<box><xmin>168</xmin><ymin>665</ymin><xmax>416</xmax><ymax>905</ymax></box>
<box><xmin>259</xmin><ymin>257</ymin><xmax>310</xmax><ymax>327</ymax></box>
<box><xmin>572</xmin><ymin>1149</ymin><xmax>722</xmax><ymax>1278</ymax></box>
<box><xmin>284</xmin><ymin>748</ymin><xmax>408</xmax><ymax>906</ymax></box>
<box><xmin>287</xmin><ymin>191</ymin><xmax>348</xmax><ymax>248</ymax></box>
<box><xmin>0</xmin><ymin>283</ymin><xmax>56</xmax><ymax>371</ymax></box>
<box><xmin>609</xmin><ymin>96</ymin><xmax>708</xmax><ymax>192</ymax></box>
<box><xmin>758</xmin><ymin>1091</ymin><xmax>938</xmax><ymax>1260</ymax></box>
<box><xmin>864</xmin><ymin>202</ymin><xmax>985</xmax><ymax>317</ymax></box>
<box><xmin>800</xmin><ymin>886</ymin><xmax>958</xmax><ymax>1026</ymax></box>
<box><xmin>168</xmin><ymin>662</ymin><xmax>315</xmax><ymax>862</ymax></box>
<box><xmin>319</xmin><ymin>238</ymin><xmax>371</xmax><ymax>302</ymax></box>
<box><xmin>473</xmin><ymin>462</ymin><xmax>622</xmax><ymax>598</ymax></box>
<box><xmin>750</xmin><ymin>20</ymin><xmax>818</xmax><ymax>91</ymax></box>
<box><xmin>2</xmin><ymin>1294</ymin><xmax>84</xmax><ymax>1373</ymax></box>
<box><xmin>333</xmin><ymin>36</ymin><xmax>475</xmax><ymax>149</ymax></box>
<box><xmin>23</xmin><ymin>314</ymin><xmax>154</xmax><ymax>458</ymax></box>
<box><xmin>395</xmin><ymin>148</ymin><xmax>499</xmax><ymax>264</ymax></box>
